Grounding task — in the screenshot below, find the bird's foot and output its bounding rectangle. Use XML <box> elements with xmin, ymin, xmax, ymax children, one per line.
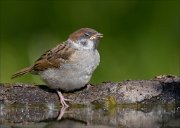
<box><xmin>64</xmin><ymin>98</ymin><xmax>73</xmax><ymax>102</ymax></box>
<box><xmin>57</xmin><ymin>91</ymin><xmax>70</xmax><ymax>107</ymax></box>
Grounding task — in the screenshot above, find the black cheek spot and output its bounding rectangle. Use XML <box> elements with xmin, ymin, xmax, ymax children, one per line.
<box><xmin>81</xmin><ymin>41</ymin><xmax>87</xmax><ymax>46</ymax></box>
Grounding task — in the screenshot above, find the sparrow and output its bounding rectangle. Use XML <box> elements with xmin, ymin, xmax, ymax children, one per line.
<box><xmin>11</xmin><ymin>28</ymin><xmax>103</xmax><ymax>107</ymax></box>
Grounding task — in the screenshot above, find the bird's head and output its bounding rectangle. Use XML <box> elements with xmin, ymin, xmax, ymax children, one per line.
<box><xmin>68</xmin><ymin>28</ymin><xmax>103</xmax><ymax>50</ymax></box>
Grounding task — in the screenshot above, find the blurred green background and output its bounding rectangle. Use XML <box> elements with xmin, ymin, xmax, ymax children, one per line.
<box><xmin>0</xmin><ymin>0</ymin><xmax>179</xmax><ymax>84</ymax></box>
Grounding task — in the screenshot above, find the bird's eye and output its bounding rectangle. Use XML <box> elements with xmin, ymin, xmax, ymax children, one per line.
<box><xmin>84</xmin><ymin>32</ymin><xmax>90</xmax><ymax>37</ymax></box>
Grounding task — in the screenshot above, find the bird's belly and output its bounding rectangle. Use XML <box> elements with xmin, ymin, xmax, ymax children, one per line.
<box><xmin>40</xmin><ymin>51</ymin><xmax>100</xmax><ymax>91</ymax></box>
<box><xmin>41</xmin><ymin>68</ymin><xmax>91</xmax><ymax>91</ymax></box>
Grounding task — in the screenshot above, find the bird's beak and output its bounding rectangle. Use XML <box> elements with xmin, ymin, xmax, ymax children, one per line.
<box><xmin>90</xmin><ymin>33</ymin><xmax>103</xmax><ymax>40</ymax></box>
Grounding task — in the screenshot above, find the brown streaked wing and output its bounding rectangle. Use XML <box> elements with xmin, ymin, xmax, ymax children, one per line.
<box><xmin>32</xmin><ymin>42</ymin><xmax>75</xmax><ymax>71</ymax></box>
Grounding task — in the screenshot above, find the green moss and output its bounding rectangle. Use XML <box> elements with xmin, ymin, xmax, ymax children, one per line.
<box><xmin>105</xmin><ymin>96</ymin><xmax>117</xmax><ymax>109</ymax></box>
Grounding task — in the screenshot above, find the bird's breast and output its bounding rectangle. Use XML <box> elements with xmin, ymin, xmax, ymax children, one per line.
<box><xmin>40</xmin><ymin>50</ymin><xmax>100</xmax><ymax>91</ymax></box>
<box><xmin>68</xmin><ymin>50</ymin><xmax>100</xmax><ymax>73</ymax></box>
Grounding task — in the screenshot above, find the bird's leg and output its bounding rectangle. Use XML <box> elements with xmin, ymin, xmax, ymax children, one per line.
<box><xmin>57</xmin><ymin>91</ymin><xmax>69</xmax><ymax>107</ymax></box>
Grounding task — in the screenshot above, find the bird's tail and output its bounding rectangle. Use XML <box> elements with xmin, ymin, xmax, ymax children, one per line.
<box><xmin>11</xmin><ymin>66</ymin><xmax>32</xmax><ymax>79</ymax></box>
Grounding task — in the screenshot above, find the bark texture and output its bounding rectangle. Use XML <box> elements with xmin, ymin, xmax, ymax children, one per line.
<box><xmin>0</xmin><ymin>75</ymin><xmax>180</xmax><ymax>105</ymax></box>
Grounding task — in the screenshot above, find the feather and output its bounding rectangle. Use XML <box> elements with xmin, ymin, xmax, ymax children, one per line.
<box><xmin>11</xmin><ymin>66</ymin><xmax>32</xmax><ymax>79</ymax></box>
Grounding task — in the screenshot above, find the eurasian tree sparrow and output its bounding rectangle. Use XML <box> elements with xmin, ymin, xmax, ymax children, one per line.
<box><xmin>12</xmin><ymin>28</ymin><xmax>103</xmax><ymax>107</ymax></box>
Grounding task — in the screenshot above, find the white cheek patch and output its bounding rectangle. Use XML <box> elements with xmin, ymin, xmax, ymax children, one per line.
<box><xmin>85</xmin><ymin>40</ymin><xmax>94</xmax><ymax>49</ymax></box>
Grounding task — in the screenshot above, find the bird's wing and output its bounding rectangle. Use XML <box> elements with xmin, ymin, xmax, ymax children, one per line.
<box><xmin>32</xmin><ymin>42</ymin><xmax>75</xmax><ymax>71</ymax></box>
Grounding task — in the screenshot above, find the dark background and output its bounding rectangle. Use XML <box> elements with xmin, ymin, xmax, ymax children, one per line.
<box><xmin>0</xmin><ymin>0</ymin><xmax>179</xmax><ymax>84</ymax></box>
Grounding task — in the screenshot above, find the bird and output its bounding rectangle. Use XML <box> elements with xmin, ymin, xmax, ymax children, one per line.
<box><xmin>11</xmin><ymin>28</ymin><xmax>103</xmax><ymax>107</ymax></box>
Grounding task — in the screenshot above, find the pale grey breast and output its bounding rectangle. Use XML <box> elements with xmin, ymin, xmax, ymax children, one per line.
<box><xmin>40</xmin><ymin>50</ymin><xmax>100</xmax><ymax>91</ymax></box>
